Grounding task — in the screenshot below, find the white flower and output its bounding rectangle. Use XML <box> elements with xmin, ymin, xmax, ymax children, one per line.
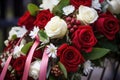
<box><xmin>107</xmin><ymin>0</ymin><xmax>120</xmax><ymax>14</ymax></box>
<box><xmin>40</xmin><ymin>0</ymin><xmax>60</xmax><ymax>11</ymax></box>
<box><xmin>8</xmin><ymin>26</ymin><xmax>27</xmax><ymax>40</ymax></box>
<box><xmin>1</xmin><ymin>58</ymin><xmax>6</xmax><ymax>67</ymax></box>
<box><xmin>8</xmin><ymin>27</ymin><xmax>21</xmax><ymax>40</ymax></box>
<box><xmin>17</xmin><ymin>26</ymin><xmax>27</xmax><ymax>38</ymax></box>
<box><xmin>45</xmin><ymin>16</ymin><xmax>67</xmax><ymax>39</ymax></box>
<box><xmin>4</xmin><ymin>40</ymin><xmax>9</xmax><ymax>46</ymax></box>
<box><xmin>29</xmin><ymin>60</ymin><xmax>41</xmax><ymax>80</ymax></box>
<box><xmin>8</xmin><ymin>65</ymin><xmax>12</xmax><ymax>71</ymax></box>
<box><xmin>83</xmin><ymin>60</ymin><xmax>93</xmax><ymax>75</ymax></box>
<box><xmin>29</xmin><ymin>27</ymin><xmax>40</xmax><ymax>39</ymax></box>
<box><xmin>13</xmin><ymin>45</ymin><xmax>24</xmax><ymax>58</ymax></box>
<box><xmin>77</xmin><ymin>5</ymin><xmax>98</xmax><ymax>25</ymax></box>
<box><xmin>52</xmin><ymin>0</ymin><xmax>60</xmax><ymax>5</ymax></box>
<box><xmin>20</xmin><ymin>39</ymin><xmax>26</xmax><ymax>45</ymax></box>
<box><xmin>92</xmin><ymin>0</ymin><xmax>101</xmax><ymax>10</ymax></box>
<box><xmin>46</xmin><ymin>43</ymin><xmax>57</xmax><ymax>58</ymax></box>
<box><xmin>63</xmin><ymin>5</ymin><xmax>75</xmax><ymax>15</ymax></box>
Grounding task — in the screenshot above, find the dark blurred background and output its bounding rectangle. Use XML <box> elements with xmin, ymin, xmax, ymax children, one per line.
<box><xmin>0</xmin><ymin>0</ymin><xmax>41</xmax><ymax>53</ymax></box>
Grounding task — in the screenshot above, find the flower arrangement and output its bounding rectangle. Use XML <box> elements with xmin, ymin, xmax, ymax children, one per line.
<box><xmin>0</xmin><ymin>0</ymin><xmax>120</xmax><ymax>80</ymax></box>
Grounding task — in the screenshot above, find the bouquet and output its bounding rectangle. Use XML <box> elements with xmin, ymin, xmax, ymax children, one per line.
<box><xmin>0</xmin><ymin>0</ymin><xmax>120</xmax><ymax>80</ymax></box>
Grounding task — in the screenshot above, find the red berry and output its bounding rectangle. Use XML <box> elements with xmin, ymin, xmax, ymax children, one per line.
<box><xmin>66</xmin><ymin>17</ymin><xmax>72</xmax><ymax>21</ymax></box>
<box><xmin>73</xmin><ymin>25</ymin><xmax>78</xmax><ymax>29</ymax></box>
<box><xmin>68</xmin><ymin>24</ymin><xmax>72</xmax><ymax>29</ymax></box>
<box><xmin>70</xmin><ymin>28</ymin><xmax>74</xmax><ymax>33</ymax></box>
<box><xmin>76</xmin><ymin>20</ymin><xmax>81</xmax><ymax>25</ymax></box>
<box><xmin>71</xmin><ymin>18</ymin><xmax>75</xmax><ymax>24</ymax></box>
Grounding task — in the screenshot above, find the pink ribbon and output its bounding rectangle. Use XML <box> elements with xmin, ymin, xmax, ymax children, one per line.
<box><xmin>0</xmin><ymin>55</ymin><xmax>12</xmax><ymax>80</ymax></box>
<box><xmin>22</xmin><ymin>40</ymin><xmax>40</xmax><ymax>80</ymax></box>
<box><xmin>39</xmin><ymin>49</ymin><xmax>49</xmax><ymax>80</ymax></box>
<box><xmin>0</xmin><ymin>36</ymin><xmax>25</xmax><ymax>80</ymax></box>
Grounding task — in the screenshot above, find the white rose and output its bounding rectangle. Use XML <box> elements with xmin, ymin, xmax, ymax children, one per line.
<box><xmin>45</xmin><ymin>16</ymin><xmax>67</xmax><ymax>39</ymax></box>
<box><xmin>40</xmin><ymin>0</ymin><xmax>60</xmax><ymax>11</ymax></box>
<box><xmin>29</xmin><ymin>60</ymin><xmax>41</xmax><ymax>80</ymax></box>
<box><xmin>107</xmin><ymin>0</ymin><xmax>120</xmax><ymax>14</ymax></box>
<box><xmin>77</xmin><ymin>5</ymin><xmax>98</xmax><ymax>25</ymax></box>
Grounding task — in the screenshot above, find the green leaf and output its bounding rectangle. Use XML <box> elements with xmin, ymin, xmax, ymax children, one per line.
<box><xmin>21</xmin><ymin>42</ymin><xmax>33</xmax><ymax>54</ymax></box>
<box><xmin>116</xmin><ymin>14</ymin><xmax>120</xmax><ymax>19</ymax></box>
<box><xmin>27</xmin><ymin>3</ymin><xmax>39</xmax><ymax>16</ymax></box>
<box><xmin>98</xmin><ymin>38</ymin><xmax>119</xmax><ymax>52</ymax></box>
<box><xmin>11</xmin><ymin>35</ymin><xmax>17</xmax><ymax>40</ymax></box>
<box><xmin>71</xmin><ymin>73</ymin><xmax>81</xmax><ymax>80</ymax></box>
<box><xmin>49</xmin><ymin>75</ymin><xmax>55</xmax><ymax>80</ymax></box>
<box><xmin>38</xmin><ymin>30</ymin><xmax>48</xmax><ymax>42</ymax></box>
<box><xmin>52</xmin><ymin>0</ymin><xmax>69</xmax><ymax>16</ymax></box>
<box><xmin>58</xmin><ymin>61</ymin><xmax>67</xmax><ymax>79</ymax></box>
<box><xmin>83</xmin><ymin>48</ymin><xmax>110</xmax><ymax>60</ymax></box>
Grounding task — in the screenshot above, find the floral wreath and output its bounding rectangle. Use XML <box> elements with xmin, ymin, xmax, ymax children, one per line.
<box><xmin>0</xmin><ymin>0</ymin><xmax>120</xmax><ymax>80</ymax></box>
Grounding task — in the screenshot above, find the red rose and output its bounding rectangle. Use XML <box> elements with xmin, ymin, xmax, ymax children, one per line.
<box><xmin>70</xmin><ymin>0</ymin><xmax>92</xmax><ymax>9</ymax></box>
<box><xmin>13</xmin><ymin>56</ymin><xmax>26</xmax><ymax>75</ymax></box>
<box><xmin>57</xmin><ymin>44</ymin><xmax>84</xmax><ymax>72</ymax></box>
<box><xmin>18</xmin><ymin>11</ymin><xmax>36</xmax><ymax>30</ymax></box>
<box><xmin>95</xmin><ymin>11</ymin><xmax>120</xmax><ymax>40</ymax></box>
<box><xmin>34</xmin><ymin>9</ymin><xmax>54</xmax><ymax>29</ymax></box>
<box><xmin>72</xmin><ymin>26</ymin><xmax>97</xmax><ymax>53</ymax></box>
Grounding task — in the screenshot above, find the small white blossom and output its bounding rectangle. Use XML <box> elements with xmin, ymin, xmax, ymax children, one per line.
<box><xmin>92</xmin><ymin>0</ymin><xmax>101</xmax><ymax>10</ymax></box>
<box><xmin>40</xmin><ymin>0</ymin><xmax>60</xmax><ymax>11</ymax></box>
<box><xmin>29</xmin><ymin>60</ymin><xmax>41</xmax><ymax>80</ymax></box>
<box><xmin>63</xmin><ymin>5</ymin><xmax>75</xmax><ymax>15</ymax></box>
<box><xmin>20</xmin><ymin>39</ymin><xmax>26</xmax><ymax>45</ymax></box>
<box><xmin>4</xmin><ymin>40</ymin><xmax>9</xmax><ymax>46</ymax></box>
<box><xmin>1</xmin><ymin>58</ymin><xmax>6</xmax><ymax>67</ymax></box>
<box><xmin>83</xmin><ymin>60</ymin><xmax>93</xmax><ymax>75</ymax></box>
<box><xmin>8</xmin><ymin>26</ymin><xmax>27</xmax><ymax>40</ymax></box>
<box><xmin>8</xmin><ymin>65</ymin><xmax>12</xmax><ymax>71</ymax></box>
<box><xmin>29</xmin><ymin>27</ymin><xmax>40</xmax><ymax>39</ymax></box>
<box><xmin>0</xmin><ymin>55</ymin><xmax>3</xmax><ymax>58</ymax></box>
<box><xmin>17</xmin><ymin>26</ymin><xmax>27</xmax><ymax>38</ymax></box>
<box><xmin>52</xmin><ymin>0</ymin><xmax>60</xmax><ymax>5</ymax></box>
<box><xmin>46</xmin><ymin>43</ymin><xmax>57</xmax><ymax>58</ymax></box>
<box><xmin>13</xmin><ymin>45</ymin><xmax>24</xmax><ymax>58</ymax></box>
<box><xmin>8</xmin><ymin>27</ymin><xmax>21</xmax><ymax>40</ymax></box>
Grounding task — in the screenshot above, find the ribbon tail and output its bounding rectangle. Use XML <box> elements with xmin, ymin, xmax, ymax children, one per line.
<box><xmin>39</xmin><ymin>49</ymin><xmax>49</xmax><ymax>80</ymax></box>
<box><xmin>22</xmin><ymin>40</ymin><xmax>40</xmax><ymax>80</ymax></box>
<box><xmin>0</xmin><ymin>55</ymin><xmax>12</xmax><ymax>80</ymax></box>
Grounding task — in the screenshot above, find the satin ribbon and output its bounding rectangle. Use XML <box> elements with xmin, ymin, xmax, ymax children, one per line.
<box><xmin>39</xmin><ymin>48</ymin><xmax>49</xmax><ymax>80</ymax></box>
<box><xmin>0</xmin><ymin>36</ymin><xmax>25</xmax><ymax>80</ymax></box>
<box><xmin>22</xmin><ymin>40</ymin><xmax>40</xmax><ymax>80</ymax></box>
<box><xmin>0</xmin><ymin>55</ymin><xmax>12</xmax><ymax>80</ymax></box>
